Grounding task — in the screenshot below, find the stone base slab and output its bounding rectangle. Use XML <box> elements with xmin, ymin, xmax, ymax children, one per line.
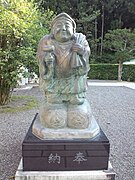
<box><xmin>15</xmin><ymin>159</ymin><xmax>115</xmax><ymax>180</ymax></box>
<box><xmin>22</xmin><ymin>119</ymin><xmax>110</xmax><ymax>171</ymax></box>
<box><xmin>32</xmin><ymin>113</ymin><xmax>100</xmax><ymax>139</ymax></box>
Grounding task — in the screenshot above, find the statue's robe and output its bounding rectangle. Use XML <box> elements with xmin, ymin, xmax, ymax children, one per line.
<box><xmin>37</xmin><ymin>33</ymin><xmax>90</xmax><ymax>100</ymax></box>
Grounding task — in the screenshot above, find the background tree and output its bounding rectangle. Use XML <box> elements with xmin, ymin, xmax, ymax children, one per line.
<box><xmin>104</xmin><ymin>29</ymin><xmax>135</xmax><ymax>81</ymax></box>
<box><xmin>35</xmin><ymin>0</ymin><xmax>135</xmax><ymax>55</ymax></box>
<box><xmin>0</xmin><ymin>0</ymin><xmax>54</xmax><ymax>105</ymax></box>
<box><xmin>34</xmin><ymin>0</ymin><xmax>100</xmax><ymax>62</ymax></box>
<box><xmin>1</xmin><ymin>0</ymin><xmax>135</xmax><ymax>106</ymax></box>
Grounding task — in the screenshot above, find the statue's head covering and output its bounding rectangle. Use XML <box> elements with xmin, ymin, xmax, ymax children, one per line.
<box><xmin>51</xmin><ymin>12</ymin><xmax>76</xmax><ymax>32</ymax></box>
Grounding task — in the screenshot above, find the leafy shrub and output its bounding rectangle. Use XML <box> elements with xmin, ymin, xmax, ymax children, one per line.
<box><xmin>88</xmin><ymin>64</ymin><xmax>135</xmax><ymax>82</ymax></box>
<box><xmin>122</xmin><ymin>65</ymin><xmax>135</xmax><ymax>82</ymax></box>
<box><xmin>0</xmin><ymin>0</ymin><xmax>54</xmax><ymax>105</ymax></box>
<box><xmin>88</xmin><ymin>64</ymin><xmax>118</xmax><ymax>80</ymax></box>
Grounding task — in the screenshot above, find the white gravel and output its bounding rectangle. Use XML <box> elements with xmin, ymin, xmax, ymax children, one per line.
<box><xmin>0</xmin><ymin>85</ymin><xmax>135</xmax><ymax>180</ymax></box>
<box><xmin>87</xmin><ymin>86</ymin><xmax>135</xmax><ymax>180</ymax></box>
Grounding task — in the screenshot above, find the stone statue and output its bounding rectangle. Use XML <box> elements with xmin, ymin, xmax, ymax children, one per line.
<box><xmin>37</xmin><ymin>13</ymin><xmax>90</xmax><ymax>105</ymax></box>
<box><xmin>32</xmin><ymin>13</ymin><xmax>100</xmax><ymax>139</ymax></box>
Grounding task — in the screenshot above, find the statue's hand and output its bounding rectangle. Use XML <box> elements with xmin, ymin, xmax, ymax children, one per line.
<box><xmin>72</xmin><ymin>43</ymin><xmax>84</xmax><ymax>55</ymax></box>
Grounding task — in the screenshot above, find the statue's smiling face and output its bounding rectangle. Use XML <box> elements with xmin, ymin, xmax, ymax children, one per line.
<box><xmin>53</xmin><ymin>19</ymin><xmax>74</xmax><ymax>42</ymax></box>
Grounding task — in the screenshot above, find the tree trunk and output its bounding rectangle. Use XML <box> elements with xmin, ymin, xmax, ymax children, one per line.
<box><xmin>100</xmin><ymin>4</ymin><xmax>104</xmax><ymax>56</ymax></box>
<box><xmin>94</xmin><ymin>18</ymin><xmax>98</xmax><ymax>55</ymax></box>
<box><xmin>119</xmin><ymin>14</ymin><xmax>122</xmax><ymax>28</ymax></box>
<box><xmin>118</xmin><ymin>61</ymin><xmax>123</xmax><ymax>81</ymax></box>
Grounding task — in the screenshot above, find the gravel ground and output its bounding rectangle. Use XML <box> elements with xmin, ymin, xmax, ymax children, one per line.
<box><xmin>0</xmin><ymin>85</ymin><xmax>135</xmax><ymax>180</ymax></box>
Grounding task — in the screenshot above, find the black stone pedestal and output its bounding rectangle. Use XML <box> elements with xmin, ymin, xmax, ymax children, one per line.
<box><xmin>22</xmin><ymin>114</ymin><xmax>110</xmax><ymax>171</ymax></box>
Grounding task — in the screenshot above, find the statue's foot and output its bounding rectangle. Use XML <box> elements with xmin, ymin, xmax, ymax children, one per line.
<box><xmin>67</xmin><ymin>100</ymin><xmax>91</xmax><ymax>129</ymax></box>
<box><xmin>39</xmin><ymin>103</ymin><xmax>67</xmax><ymax>128</ymax></box>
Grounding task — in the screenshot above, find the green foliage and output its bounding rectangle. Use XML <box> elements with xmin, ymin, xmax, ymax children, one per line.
<box><xmin>108</xmin><ymin>0</ymin><xmax>135</xmax><ymax>30</ymax></box>
<box><xmin>75</xmin><ymin>1</ymin><xmax>100</xmax><ymax>42</ymax></box>
<box><xmin>103</xmin><ymin>28</ymin><xmax>135</xmax><ymax>81</ymax></box>
<box><xmin>0</xmin><ymin>0</ymin><xmax>54</xmax><ymax>105</ymax></box>
<box><xmin>104</xmin><ymin>29</ymin><xmax>135</xmax><ymax>59</ymax></box>
<box><xmin>17</xmin><ymin>9</ymin><xmax>55</xmax><ymax>75</ymax></box>
<box><xmin>122</xmin><ymin>65</ymin><xmax>135</xmax><ymax>81</ymax></box>
<box><xmin>34</xmin><ymin>0</ymin><xmax>135</xmax><ymax>56</ymax></box>
<box><xmin>34</xmin><ymin>0</ymin><xmax>100</xmax><ymax>43</ymax></box>
<box><xmin>88</xmin><ymin>64</ymin><xmax>135</xmax><ymax>82</ymax></box>
<box><xmin>90</xmin><ymin>53</ymin><xmax>116</xmax><ymax>64</ymax></box>
<box><xmin>88</xmin><ymin>64</ymin><xmax>118</xmax><ymax>80</ymax></box>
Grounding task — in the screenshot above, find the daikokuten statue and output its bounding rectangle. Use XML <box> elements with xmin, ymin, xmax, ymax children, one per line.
<box><xmin>32</xmin><ymin>13</ymin><xmax>100</xmax><ymax>139</ymax></box>
<box><xmin>37</xmin><ymin>13</ymin><xmax>90</xmax><ymax>105</ymax></box>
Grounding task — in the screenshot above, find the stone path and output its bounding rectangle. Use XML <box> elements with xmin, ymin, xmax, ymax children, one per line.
<box><xmin>88</xmin><ymin>80</ymin><xmax>135</xmax><ymax>90</ymax></box>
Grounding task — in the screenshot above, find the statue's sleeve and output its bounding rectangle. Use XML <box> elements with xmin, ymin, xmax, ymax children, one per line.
<box><xmin>36</xmin><ymin>35</ymin><xmax>51</xmax><ymax>83</ymax></box>
<box><xmin>36</xmin><ymin>35</ymin><xmax>52</xmax><ymax>62</ymax></box>
<box><xmin>82</xmin><ymin>36</ymin><xmax>91</xmax><ymax>72</ymax></box>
